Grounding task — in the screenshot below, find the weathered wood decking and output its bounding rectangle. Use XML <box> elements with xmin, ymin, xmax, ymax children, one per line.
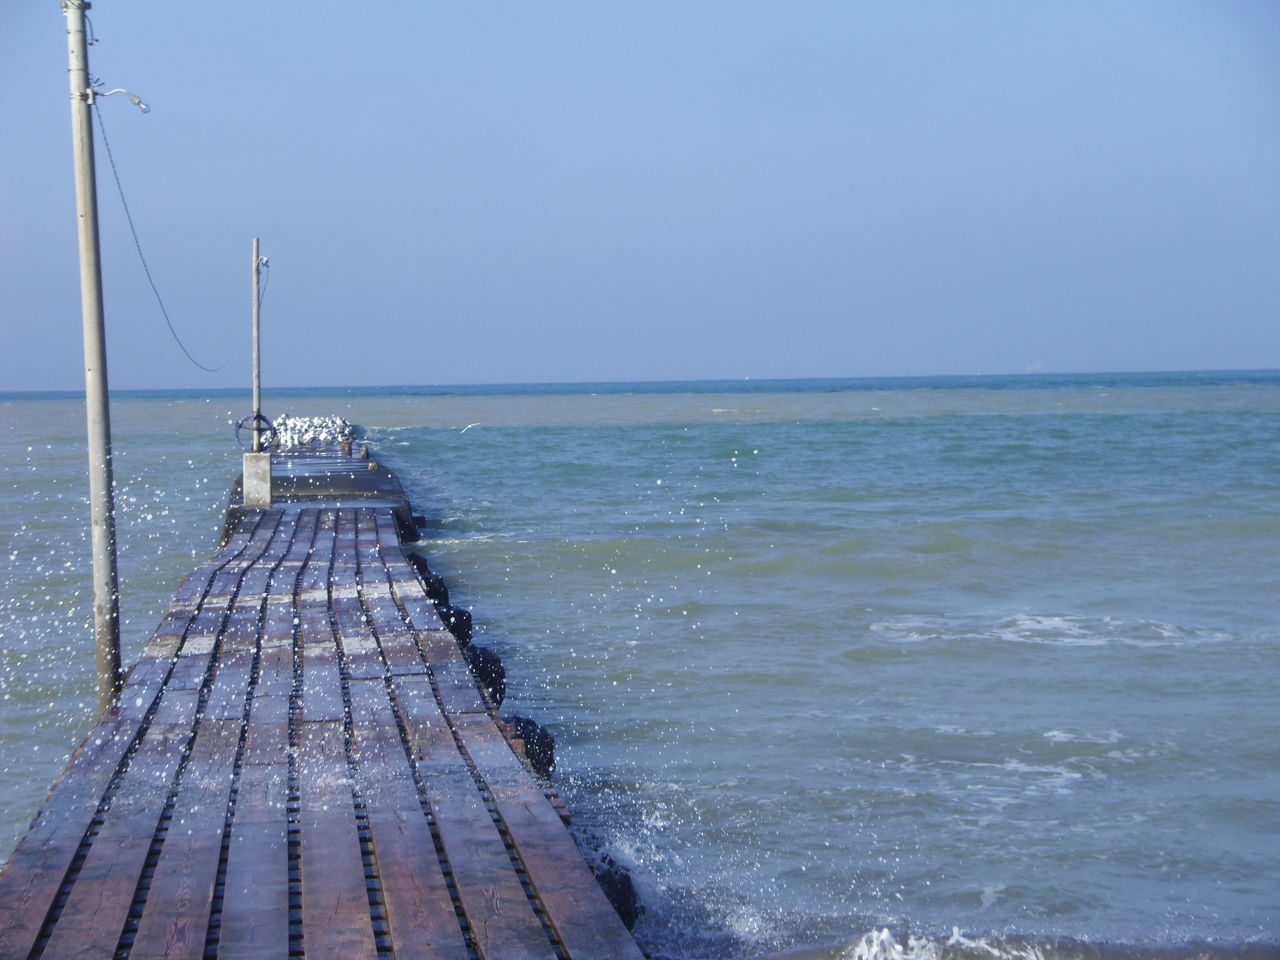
<box><xmin>0</xmin><ymin>450</ymin><xmax>643</xmax><ymax>960</ymax></box>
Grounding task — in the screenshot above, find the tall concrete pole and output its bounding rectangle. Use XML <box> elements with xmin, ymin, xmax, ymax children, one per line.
<box><xmin>64</xmin><ymin>0</ymin><xmax>122</xmax><ymax>716</ymax></box>
<box><xmin>242</xmin><ymin>238</ymin><xmax>271</xmax><ymax>508</ymax></box>
<box><xmin>251</xmin><ymin>237</ymin><xmax>262</xmax><ymax>452</ymax></box>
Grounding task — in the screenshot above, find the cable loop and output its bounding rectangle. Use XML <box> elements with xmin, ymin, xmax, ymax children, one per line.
<box><xmin>234</xmin><ymin>414</ymin><xmax>277</xmax><ymax>452</ymax></box>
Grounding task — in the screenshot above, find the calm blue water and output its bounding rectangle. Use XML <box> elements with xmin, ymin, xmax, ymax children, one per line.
<box><xmin>2</xmin><ymin>371</ymin><xmax>1277</xmax><ymax>959</ymax></box>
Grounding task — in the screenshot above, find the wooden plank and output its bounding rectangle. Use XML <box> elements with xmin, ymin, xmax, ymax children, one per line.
<box><xmin>299</xmin><ymin>512</ymin><xmax>337</xmax><ymax>593</ymax></box>
<box><xmin>255</xmin><ymin>644</ymin><xmax>294</xmax><ymax>698</ymax></box>
<box><xmin>279</xmin><ymin>507</ymin><xmax>320</xmax><ymax>572</ymax></box>
<box><xmin>228</xmin><ymin>510</ymin><xmax>283</xmax><ymax>578</ymax></box>
<box><xmin>376</xmin><ymin>628</ymin><xmax>429</xmax><ymax>678</ymax></box>
<box><xmin>212</xmin><ymin>509</ymin><xmax>296</xmax><ymax>692</ymax></box>
<box><xmin>37</xmin><ymin>689</ymin><xmax>200</xmax><ymax>960</ymax></box>
<box><xmin>330</xmin><ymin>513</ymin><xmax>360</xmax><ymax>597</ymax></box>
<box><xmin>298</xmin><ymin>598</ymin><xmax>333</xmax><ymax>640</ymax></box>
<box><xmin>296</xmin><ymin>511</ymin><xmax>369</xmax><ymax>949</ymax></box>
<box><xmin>356</xmin><ymin>569</ymin><xmax>396</xmax><ymax>603</ymax></box>
<box><xmin>260</xmin><ymin>594</ymin><xmax>296</xmax><ymax>650</ymax></box>
<box><xmin>391</xmin><ymin>676</ymin><xmax>461</xmax><ymax>767</ymax></box>
<box><xmin>352</xmin><ymin>526</ymin><xmax>431</xmax><ymax>676</ymax></box>
<box><xmin>219</xmin><ymin>694</ymin><xmax>290</xmax><ymax>960</ymax></box>
<box><xmin>297</xmin><ymin>721</ymin><xmax>377</xmax><ymax>960</ymax></box>
<box><xmin>422</xmin><ymin>768</ymin><xmax>559</xmax><ymax>960</ymax></box>
<box><xmin>334</xmin><ymin>575</ymin><xmax>384</xmax><ymax>680</ymax></box>
<box><xmin>218</xmin><ymin>607</ymin><xmax>260</xmax><ymax>656</ymax></box>
<box><xmin>415</xmin><ymin>630</ymin><xmax>489</xmax><ymax>715</ymax></box>
<box><xmin>361</xmin><ymin>588</ymin><xmax>427</xmax><ymax>677</ymax></box>
<box><xmin>354</xmin><ymin>507</ymin><xmax>379</xmax><ymax>546</ymax></box>
<box><xmin>346</xmin><ymin>684</ymin><xmax>410</xmax><ymax>777</ymax></box>
<box><xmin>371</xmin><ymin>510</ymin><xmax>412</xmax><ymax>567</ymax></box>
<box><xmin>233</xmin><ymin>510</ymin><xmax>296</xmax><ymax>600</ymax></box>
<box><xmin>374</xmin><ymin>620</ymin><xmax>428</xmax><ymax>677</ymax></box>
<box><xmin>391</xmin><ymin>582</ymin><xmax>447</xmax><ymax>631</ymax></box>
<box><xmin>389</xmin><ymin>677</ymin><xmax>558</xmax><ymax>960</ymax></box>
<box><xmin>344</xmin><ymin>652</ymin><xmax>387</xmax><ymax>682</ymax></box>
<box><xmin>0</xmin><ymin>716</ymin><xmax>137</xmax><ymax>958</ymax></box>
<box><xmin>340</xmin><ymin>625</ymin><xmax>387</xmax><ymax>680</ymax></box>
<box><xmin>205</xmin><ymin>647</ymin><xmax>256</xmax><ymax>721</ymax></box>
<box><xmin>241</xmin><ymin>693</ymin><xmax>289</xmax><ymax>767</ymax></box>
<box><xmin>260</xmin><ymin>514</ymin><xmax>314</xmax><ymax>659</ymax></box>
<box><xmin>301</xmin><ymin>656</ymin><xmax>344</xmax><ymax>724</ymax></box>
<box><xmin>298</xmin><ymin>509</ymin><xmax>344</xmax><ymax>724</ymax></box>
<box><xmin>177</xmin><ymin>510</ymin><xmax>284</xmax><ymax>661</ymax></box>
<box><xmin>225</xmin><ymin>750</ymin><xmax>288</xmax><ymax>825</ymax></box>
<box><xmin>331</xmin><ymin>515</ymin><xmax>373</xmax><ymax>660</ymax></box>
<box><xmin>380</xmin><ymin>518</ymin><xmax>447</xmax><ymax>630</ymax></box>
<box><xmin>216</xmin><ymin>507</ymin><xmax>303</xmax><ymax>960</ymax></box>
<box><xmin>346</xmin><ymin>678</ymin><xmax>469</xmax><ymax>960</ymax></box>
<box><xmin>128</xmin><ymin>718</ymin><xmax>243</xmax><ymax>960</ymax></box>
<box><xmin>217</xmin><ymin>816</ymin><xmax>289</xmax><ymax>960</ymax></box>
<box><xmin>179</xmin><ymin>565</ymin><xmax>248</xmax><ymax>651</ymax></box>
<box><xmin>373</xmin><ymin>509</ymin><xmax>403</xmax><ymax>549</ymax></box>
<box><xmin>117</xmin><ymin>656</ymin><xmax>171</xmax><ymax>722</ymax></box>
<box><xmin>434</xmin><ymin>661</ymin><xmax>490</xmax><ymax>715</ymax></box>
<box><xmin>143</xmin><ymin>607</ymin><xmax>196</xmax><ymax>659</ymax></box>
<box><xmin>334</xmin><ymin>507</ymin><xmax>357</xmax><ymax>548</ymax></box>
<box><xmin>167</xmin><ymin>652</ymin><xmax>213</xmax><ymax>691</ymax></box>
<box><xmin>455</xmin><ymin>714</ymin><xmax>646</xmax><ymax>960</ymax></box>
<box><xmin>207</xmin><ymin>562</ymin><xmax>249</xmax><ymax>600</ymax></box>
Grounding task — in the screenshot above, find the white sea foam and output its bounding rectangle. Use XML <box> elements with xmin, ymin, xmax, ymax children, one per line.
<box><xmin>868</xmin><ymin>614</ymin><xmax>1236</xmax><ymax>649</ymax></box>
<box><xmin>1043</xmin><ymin>729</ymin><xmax>1122</xmax><ymax>745</ymax></box>
<box><xmin>825</xmin><ymin>929</ymin><xmax>1068</xmax><ymax>960</ymax></box>
<box><xmin>839</xmin><ymin>928</ymin><xmax>944</xmax><ymax>960</ymax></box>
<box><xmin>995</xmin><ymin>615</ymin><xmax>1107</xmax><ymax>646</ymax></box>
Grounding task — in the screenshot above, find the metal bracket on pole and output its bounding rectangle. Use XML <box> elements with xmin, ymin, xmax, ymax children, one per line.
<box><xmin>90</xmin><ymin>87</ymin><xmax>151</xmax><ymax>112</ymax></box>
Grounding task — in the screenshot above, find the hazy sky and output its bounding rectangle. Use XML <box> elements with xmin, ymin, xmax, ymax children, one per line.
<box><xmin>2</xmin><ymin>2</ymin><xmax>1278</xmax><ymax>391</ymax></box>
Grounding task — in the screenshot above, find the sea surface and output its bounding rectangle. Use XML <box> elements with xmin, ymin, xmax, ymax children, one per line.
<box><xmin>1</xmin><ymin>371</ymin><xmax>1277</xmax><ymax>959</ymax></box>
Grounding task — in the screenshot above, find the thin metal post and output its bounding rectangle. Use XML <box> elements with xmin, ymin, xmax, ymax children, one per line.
<box><xmin>63</xmin><ymin>0</ymin><xmax>122</xmax><ymax>716</ymax></box>
<box><xmin>251</xmin><ymin>237</ymin><xmax>262</xmax><ymax>452</ymax></box>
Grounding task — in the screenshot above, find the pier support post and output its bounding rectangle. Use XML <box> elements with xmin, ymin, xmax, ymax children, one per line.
<box><xmin>242</xmin><ymin>453</ymin><xmax>272</xmax><ymax>508</ymax></box>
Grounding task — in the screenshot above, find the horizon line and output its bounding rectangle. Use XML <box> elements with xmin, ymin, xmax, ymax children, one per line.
<box><xmin>2</xmin><ymin>366</ymin><xmax>1278</xmax><ymax>399</ymax></box>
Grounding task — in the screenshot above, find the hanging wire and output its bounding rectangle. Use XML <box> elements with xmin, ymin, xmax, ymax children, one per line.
<box><xmin>93</xmin><ymin>99</ymin><xmax>227</xmax><ymax>372</ymax></box>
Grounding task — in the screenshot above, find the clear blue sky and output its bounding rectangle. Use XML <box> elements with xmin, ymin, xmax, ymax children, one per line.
<box><xmin>2</xmin><ymin>1</ymin><xmax>1278</xmax><ymax>390</ymax></box>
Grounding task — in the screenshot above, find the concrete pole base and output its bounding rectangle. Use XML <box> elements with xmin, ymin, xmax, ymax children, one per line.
<box><xmin>242</xmin><ymin>452</ymin><xmax>272</xmax><ymax>508</ymax></box>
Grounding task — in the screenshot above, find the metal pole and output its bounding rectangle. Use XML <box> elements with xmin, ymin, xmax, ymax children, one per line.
<box><xmin>251</xmin><ymin>237</ymin><xmax>262</xmax><ymax>452</ymax></box>
<box><xmin>63</xmin><ymin>0</ymin><xmax>122</xmax><ymax>716</ymax></box>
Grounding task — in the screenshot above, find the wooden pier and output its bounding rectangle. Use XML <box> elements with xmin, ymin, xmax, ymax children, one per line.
<box><xmin>0</xmin><ymin>446</ymin><xmax>643</xmax><ymax>960</ymax></box>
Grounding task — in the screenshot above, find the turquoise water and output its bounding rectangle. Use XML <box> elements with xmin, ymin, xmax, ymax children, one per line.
<box><xmin>2</xmin><ymin>372</ymin><xmax>1278</xmax><ymax>958</ymax></box>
